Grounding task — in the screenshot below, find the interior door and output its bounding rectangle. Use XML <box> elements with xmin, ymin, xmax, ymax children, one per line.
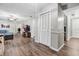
<box><xmin>39</xmin><ymin>11</ymin><xmax>51</xmax><ymax>46</ymax></box>
<box><xmin>72</xmin><ymin>18</ymin><xmax>79</xmax><ymax>38</ymax></box>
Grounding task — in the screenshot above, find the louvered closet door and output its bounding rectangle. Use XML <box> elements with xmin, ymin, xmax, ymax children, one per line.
<box><xmin>40</xmin><ymin>11</ymin><xmax>51</xmax><ymax>46</ymax></box>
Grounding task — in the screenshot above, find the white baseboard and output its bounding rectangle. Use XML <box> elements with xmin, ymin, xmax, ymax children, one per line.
<box><xmin>66</xmin><ymin>37</ymin><xmax>71</xmax><ymax>41</ymax></box>
<box><xmin>71</xmin><ymin>36</ymin><xmax>79</xmax><ymax>39</ymax></box>
<box><xmin>35</xmin><ymin>40</ymin><xmax>40</xmax><ymax>43</ymax></box>
<box><xmin>34</xmin><ymin>37</ymin><xmax>64</xmax><ymax>52</ymax></box>
<box><xmin>33</xmin><ymin>38</ymin><xmax>40</xmax><ymax>43</ymax></box>
<box><xmin>35</xmin><ymin>40</ymin><xmax>64</xmax><ymax>52</ymax></box>
<box><xmin>58</xmin><ymin>43</ymin><xmax>64</xmax><ymax>51</ymax></box>
<box><xmin>50</xmin><ymin>47</ymin><xmax>59</xmax><ymax>52</ymax></box>
<box><xmin>50</xmin><ymin>43</ymin><xmax>64</xmax><ymax>52</ymax></box>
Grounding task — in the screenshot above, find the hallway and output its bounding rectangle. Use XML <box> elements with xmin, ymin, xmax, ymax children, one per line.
<box><xmin>0</xmin><ymin>3</ymin><xmax>64</xmax><ymax>56</ymax></box>
<box><xmin>0</xmin><ymin>3</ymin><xmax>79</xmax><ymax>56</ymax></box>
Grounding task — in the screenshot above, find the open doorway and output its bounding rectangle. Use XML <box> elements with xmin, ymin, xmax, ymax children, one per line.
<box><xmin>71</xmin><ymin>18</ymin><xmax>79</xmax><ymax>38</ymax></box>
<box><xmin>64</xmin><ymin>15</ymin><xmax>67</xmax><ymax>41</ymax></box>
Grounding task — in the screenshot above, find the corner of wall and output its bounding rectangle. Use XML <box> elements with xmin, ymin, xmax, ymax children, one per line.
<box><xmin>50</xmin><ymin>43</ymin><xmax>64</xmax><ymax>52</ymax></box>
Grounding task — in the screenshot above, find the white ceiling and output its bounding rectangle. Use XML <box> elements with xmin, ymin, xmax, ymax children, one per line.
<box><xmin>1</xmin><ymin>3</ymin><xmax>79</xmax><ymax>21</ymax></box>
<box><xmin>0</xmin><ymin>3</ymin><xmax>50</xmax><ymax>18</ymax></box>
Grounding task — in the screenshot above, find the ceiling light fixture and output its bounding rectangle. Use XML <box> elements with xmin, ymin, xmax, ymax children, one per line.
<box><xmin>8</xmin><ymin>15</ymin><xmax>17</xmax><ymax>21</ymax></box>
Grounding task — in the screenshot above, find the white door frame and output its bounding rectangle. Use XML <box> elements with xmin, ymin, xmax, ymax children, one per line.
<box><xmin>71</xmin><ymin>18</ymin><xmax>79</xmax><ymax>38</ymax></box>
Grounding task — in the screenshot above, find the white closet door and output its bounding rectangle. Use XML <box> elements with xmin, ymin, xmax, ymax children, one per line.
<box><xmin>72</xmin><ymin>19</ymin><xmax>79</xmax><ymax>38</ymax></box>
<box><xmin>47</xmin><ymin>12</ymin><xmax>51</xmax><ymax>46</ymax></box>
<box><xmin>40</xmin><ymin>11</ymin><xmax>51</xmax><ymax>46</ymax></box>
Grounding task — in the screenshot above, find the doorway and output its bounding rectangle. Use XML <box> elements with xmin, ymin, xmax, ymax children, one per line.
<box><xmin>71</xmin><ymin>18</ymin><xmax>79</xmax><ymax>38</ymax></box>
<box><xmin>64</xmin><ymin>15</ymin><xmax>67</xmax><ymax>41</ymax></box>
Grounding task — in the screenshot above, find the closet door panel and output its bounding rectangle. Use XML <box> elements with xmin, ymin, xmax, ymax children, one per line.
<box><xmin>41</xmin><ymin>14</ymin><xmax>47</xmax><ymax>45</ymax></box>
<box><xmin>47</xmin><ymin>12</ymin><xmax>51</xmax><ymax>46</ymax></box>
<box><xmin>40</xmin><ymin>11</ymin><xmax>51</xmax><ymax>46</ymax></box>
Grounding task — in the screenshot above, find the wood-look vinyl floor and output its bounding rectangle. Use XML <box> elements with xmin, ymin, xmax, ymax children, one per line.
<box><xmin>57</xmin><ymin>38</ymin><xmax>79</xmax><ymax>56</ymax></box>
<box><xmin>4</xmin><ymin>34</ymin><xmax>56</xmax><ymax>56</ymax></box>
<box><xmin>3</xmin><ymin>34</ymin><xmax>79</xmax><ymax>56</ymax></box>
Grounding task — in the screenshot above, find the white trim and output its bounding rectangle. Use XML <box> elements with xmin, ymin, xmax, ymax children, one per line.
<box><xmin>50</xmin><ymin>47</ymin><xmax>58</xmax><ymax>52</ymax></box>
<box><xmin>58</xmin><ymin>43</ymin><xmax>64</xmax><ymax>51</ymax></box>
<box><xmin>67</xmin><ymin>36</ymin><xmax>71</xmax><ymax>41</ymax></box>
<box><xmin>50</xmin><ymin>44</ymin><xmax>64</xmax><ymax>52</ymax></box>
<box><xmin>71</xmin><ymin>36</ymin><xmax>79</xmax><ymax>39</ymax></box>
<box><xmin>50</xmin><ymin>47</ymin><xmax>59</xmax><ymax>52</ymax></box>
<box><xmin>35</xmin><ymin>39</ymin><xmax>40</xmax><ymax>43</ymax></box>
